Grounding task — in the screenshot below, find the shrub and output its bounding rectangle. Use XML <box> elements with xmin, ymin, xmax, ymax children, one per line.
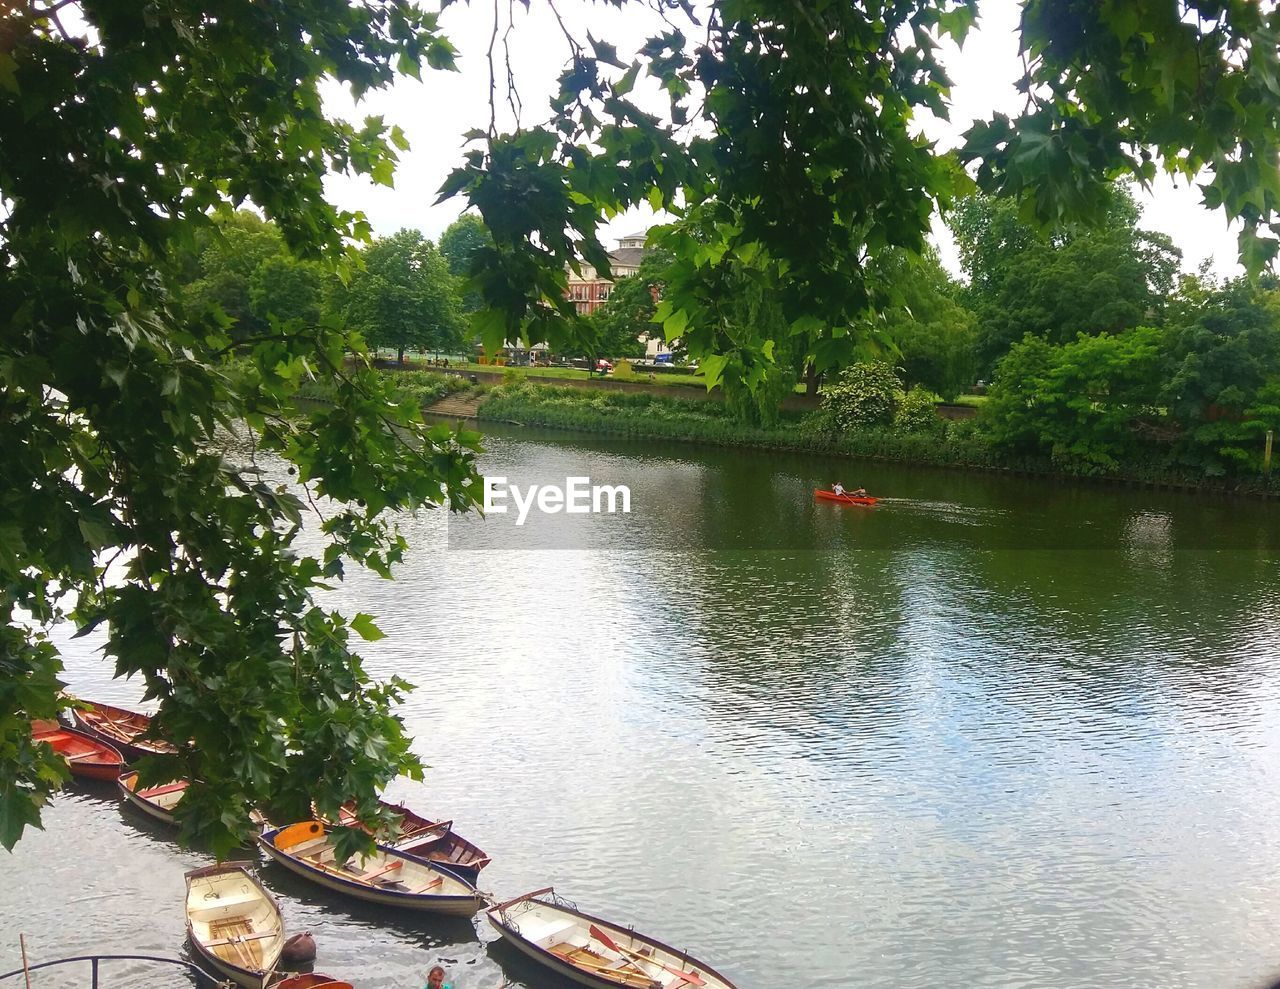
<box><xmin>894</xmin><ymin>387</ymin><xmax>943</xmax><ymax>434</ymax></box>
<box><xmin>821</xmin><ymin>362</ymin><xmax>903</xmax><ymax>431</ymax></box>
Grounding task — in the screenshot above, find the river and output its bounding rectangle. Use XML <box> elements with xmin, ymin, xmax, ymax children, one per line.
<box><xmin>4</xmin><ymin>423</ymin><xmax>1280</xmax><ymax>989</ymax></box>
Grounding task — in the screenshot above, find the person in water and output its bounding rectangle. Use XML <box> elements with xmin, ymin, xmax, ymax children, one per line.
<box><xmin>424</xmin><ymin>965</ymin><xmax>452</xmax><ymax>989</ymax></box>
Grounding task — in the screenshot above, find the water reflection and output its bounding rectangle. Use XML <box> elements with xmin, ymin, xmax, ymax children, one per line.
<box><xmin>3</xmin><ymin>424</ymin><xmax>1280</xmax><ymax>988</ymax></box>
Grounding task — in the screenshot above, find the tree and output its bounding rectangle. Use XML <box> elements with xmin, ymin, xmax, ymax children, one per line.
<box><xmin>868</xmin><ymin>250</ymin><xmax>979</xmax><ymax>401</ymax></box>
<box><xmin>442</xmin><ymin>2</ymin><xmax>1280</xmax><ymax>404</ymax></box>
<box><xmin>1163</xmin><ymin>277</ymin><xmax>1280</xmax><ymax>474</ymax></box>
<box><xmin>337</xmin><ymin>230</ymin><xmax>466</xmax><ymax>361</ymax></box>
<box><xmin>7</xmin><ymin>0</ymin><xmax>1280</xmax><ymax>853</ymax></box>
<box><xmin>982</xmin><ymin>327</ymin><xmax>1166</xmax><ymax>470</ymax></box>
<box><xmin>1</xmin><ymin>0</ymin><xmax>471</xmax><ymax>856</ymax></box>
<box><xmin>439</xmin><ymin>214</ymin><xmax>491</xmax><ymax>314</ymax></box>
<box><xmin>951</xmin><ymin>188</ymin><xmax>1181</xmax><ymax>370</ymax></box>
<box><xmin>178</xmin><ymin>212</ymin><xmax>290</xmax><ymax>338</ymax></box>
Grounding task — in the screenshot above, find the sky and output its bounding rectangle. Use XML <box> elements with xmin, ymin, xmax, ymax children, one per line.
<box><xmin>322</xmin><ymin>0</ymin><xmax>1245</xmax><ymax>279</ymax></box>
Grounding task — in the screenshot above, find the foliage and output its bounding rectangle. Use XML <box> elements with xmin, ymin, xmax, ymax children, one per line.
<box><xmin>1163</xmin><ymin>277</ymin><xmax>1280</xmax><ymax>473</ymax></box>
<box><xmin>822</xmin><ymin>363</ymin><xmax>904</xmax><ymax>431</ymax></box>
<box><xmin>951</xmin><ymin>188</ymin><xmax>1181</xmax><ymax>370</ymax></box>
<box><xmin>439</xmin><ymin>213</ymin><xmax>491</xmax><ymax>313</ymax></box>
<box><xmin>0</xmin><ymin>0</ymin><xmax>475</xmax><ymax>855</ymax></box>
<box><xmin>895</xmin><ymin>388</ymin><xmax>945</xmax><ymax>435</ymax></box>
<box><xmin>983</xmin><ymin>327</ymin><xmax>1166</xmax><ymax>470</ymax></box>
<box><xmin>870</xmin><ymin>250</ymin><xmax>978</xmax><ymax>400</ymax></box>
<box><xmin>440</xmin><ymin>1</ymin><xmax>1280</xmax><ymax>409</ymax></box>
<box><xmin>335</xmin><ymin>230</ymin><xmax>466</xmax><ymax>362</ymax></box>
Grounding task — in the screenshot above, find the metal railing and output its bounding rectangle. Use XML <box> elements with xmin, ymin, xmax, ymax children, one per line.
<box><xmin>0</xmin><ymin>954</ymin><xmax>225</xmax><ymax>988</ymax></box>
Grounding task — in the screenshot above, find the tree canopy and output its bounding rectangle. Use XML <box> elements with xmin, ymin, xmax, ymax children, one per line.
<box><xmin>952</xmin><ymin>189</ymin><xmax>1181</xmax><ymax>370</ymax></box>
<box><xmin>3</xmin><ymin>0</ymin><xmax>1279</xmax><ymax>852</ymax></box>
<box><xmin>335</xmin><ymin>229</ymin><xmax>466</xmax><ymax>361</ymax></box>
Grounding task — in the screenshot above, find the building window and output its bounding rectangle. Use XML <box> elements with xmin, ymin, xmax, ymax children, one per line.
<box><xmin>598</xmin><ymin>285</ymin><xmax>611</xmax><ymax>301</ymax></box>
<box><xmin>575</xmin><ymin>301</ymin><xmax>590</xmax><ymax>314</ymax></box>
<box><xmin>570</xmin><ymin>284</ymin><xmax>587</xmax><ymax>301</ymax></box>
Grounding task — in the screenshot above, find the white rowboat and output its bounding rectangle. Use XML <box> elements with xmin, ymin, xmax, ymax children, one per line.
<box><xmin>486</xmin><ymin>888</ymin><xmax>740</xmax><ymax>989</ymax></box>
<box><xmin>185</xmin><ymin>864</ymin><xmax>284</xmax><ymax>989</ymax></box>
<box><xmin>258</xmin><ymin>820</ymin><xmax>485</xmax><ymax>916</ymax></box>
<box><xmin>117</xmin><ymin>769</ymin><xmax>187</xmax><ymax>825</ymax></box>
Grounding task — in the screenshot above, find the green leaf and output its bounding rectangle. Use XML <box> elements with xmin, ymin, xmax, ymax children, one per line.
<box><xmin>350</xmin><ymin>613</ymin><xmax>386</xmax><ymax>642</ymax></box>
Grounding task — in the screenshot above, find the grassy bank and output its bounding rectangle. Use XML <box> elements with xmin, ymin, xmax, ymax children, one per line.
<box><xmin>476</xmin><ymin>382</ymin><xmax>1280</xmax><ymax>496</ymax></box>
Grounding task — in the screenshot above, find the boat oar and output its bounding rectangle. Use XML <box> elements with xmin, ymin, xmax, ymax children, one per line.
<box><xmin>588</xmin><ymin>926</ymin><xmax>706</xmax><ymax>988</ymax></box>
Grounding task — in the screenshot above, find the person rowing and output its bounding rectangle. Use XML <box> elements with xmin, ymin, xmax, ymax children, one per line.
<box><xmin>832</xmin><ymin>483</ymin><xmax>869</xmax><ymax>499</ymax></box>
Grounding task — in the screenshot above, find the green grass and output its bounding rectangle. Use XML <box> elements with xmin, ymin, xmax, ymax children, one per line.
<box><xmin>953</xmin><ymin>393</ymin><xmax>989</xmax><ymax>407</ymax></box>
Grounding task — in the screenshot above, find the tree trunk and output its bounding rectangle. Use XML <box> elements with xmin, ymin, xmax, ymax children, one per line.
<box><xmin>804</xmin><ymin>361</ymin><xmax>822</xmax><ymax>396</ymax></box>
<box><xmin>397</xmin><ymin>345</ymin><xmax>406</xmax><ymax>364</ymax></box>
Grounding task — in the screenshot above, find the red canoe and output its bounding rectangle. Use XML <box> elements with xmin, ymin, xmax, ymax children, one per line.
<box><xmin>69</xmin><ymin>699</ymin><xmax>176</xmax><ymax>761</ymax></box>
<box><xmin>814</xmin><ymin>489</ymin><xmax>878</xmax><ymax>506</ymax></box>
<box><xmin>32</xmin><ymin>720</ymin><xmax>126</xmax><ymax>780</ymax></box>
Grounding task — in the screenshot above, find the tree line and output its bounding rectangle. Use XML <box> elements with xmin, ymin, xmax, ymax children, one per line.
<box><xmin>5</xmin><ymin>0</ymin><xmax>1279</xmax><ymax>853</ymax></box>
<box><xmin>173</xmin><ymin>210</ymin><xmax>493</xmax><ymax>364</ymax></box>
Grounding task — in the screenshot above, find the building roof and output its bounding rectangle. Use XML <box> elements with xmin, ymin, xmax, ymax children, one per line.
<box><xmin>609</xmin><ymin>247</ymin><xmax>647</xmax><ymax>269</ymax></box>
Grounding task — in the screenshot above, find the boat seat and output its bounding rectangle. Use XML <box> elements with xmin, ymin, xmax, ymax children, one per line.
<box><xmin>189</xmin><ymin>893</ymin><xmax>262</xmax><ymax>920</ymax></box>
<box><xmin>288</xmin><ymin>837</ymin><xmax>332</xmax><ymax>857</ymax></box>
<box><xmin>522</xmin><ymin>917</ymin><xmax>578</xmax><ymax>948</ymax></box>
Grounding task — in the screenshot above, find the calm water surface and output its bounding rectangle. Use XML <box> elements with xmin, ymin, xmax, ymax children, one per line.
<box><xmin>4</xmin><ymin>425</ymin><xmax>1280</xmax><ymax>989</ymax></box>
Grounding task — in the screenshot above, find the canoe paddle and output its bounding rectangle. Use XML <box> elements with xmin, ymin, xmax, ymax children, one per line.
<box><xmin>588</xmin><ymin>925</ymin><xmax>706</xmax><ymax>987</ymax></box>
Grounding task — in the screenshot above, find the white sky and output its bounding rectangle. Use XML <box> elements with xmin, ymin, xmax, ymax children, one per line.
<box><xmin>322</xmin><ymin>0</ymin><xmax>1244</xmax><ymax>278</ymax></box>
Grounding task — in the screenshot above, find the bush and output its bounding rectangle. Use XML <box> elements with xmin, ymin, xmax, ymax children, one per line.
<box><xmin>894</xmin><ymin>387</ymin><xmax>943</xmax><ymax>434</ymax></box>
<box><xmin>821</xmin><ymin>362</ymin><xmax>903</xmax><ymax>431</ymax></box>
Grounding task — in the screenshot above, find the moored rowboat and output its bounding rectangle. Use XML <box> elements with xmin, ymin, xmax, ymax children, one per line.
<box><xmin>272</xmin><ymin>974</ymin><xmax>354</xmax><ymax>989</ymax></box>
<box><xmin>32</xmin><ymin>720</ymin><xmax>126</xmax><ymax>781</ymax></box>
<box><xmin>813</xmin><ymin>489</ymin><xmax>877</xmax><ymax>506</ymax></box>
<box><xmin>69</xmin><ymin>699</ymin><xmax>177</xmax><ymax>761</ymax></box>
<box><xmin>118</xmin><ymin>769</ymin><xmax>188</xmax><ymax>825</ymax></box>
<box><xmin>258</xmin><ymin>820</ymin><xmax>486</xmax><ymax>916</ymax></box>
<box><xmin>185</xmin><ymin>863</ymin><xmax>285</xmax><ymax>989</ymax></box>
<box><xmin>334</xmin><ymin>799</ymin><xmax>492</xmax><ymax>883</ymax></box>
<box><xmin>487</xmin><ymin>888</ymin><xmax>740</xmax><ymax>989</ymax></box>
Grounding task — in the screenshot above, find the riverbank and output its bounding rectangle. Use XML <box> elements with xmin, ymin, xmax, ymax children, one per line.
<box><xmin>473</xmin><ymin>382</ymin><xmax>1280</xmax><ymax>497</ymax></box>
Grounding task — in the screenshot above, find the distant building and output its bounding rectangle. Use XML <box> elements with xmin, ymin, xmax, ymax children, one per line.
<box><xmin>565</xmin><ymin>231</ymin><xmax>649</xmax><ymax>315</ymax></box>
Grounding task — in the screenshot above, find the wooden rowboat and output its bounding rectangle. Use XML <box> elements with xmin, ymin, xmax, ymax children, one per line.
<box><xmin>487</xmin><ymin>888</ymin><xmax>741</xmax><ymax>989</ymax></box>
<box><xmin>272</xmin><ymin>975</ymin><xmax>353</xmax><ymax>989</ymax></box>
<box><xmin>185</xmin><ymin>863</ymin><xmax>285</xmax><ymax>989</ymax></box>
<box><xmin>258</xmin><ymin>821</ymin><xmax>486</xmax><ymax>916</ymax></box>
<box><xmin>32</xmin><ymin>719</ymin><xmax>126</xmax><ymax>781</ymax></box>
<box><xmin>118</xmin><ymin>769</ymin><xmax>188</xmax><ymax>825</ymax></box>
<box><xmin>814</xmin><ymin>489</ymin><xmax>877</xmax><ymax>506</ymax></box>
<box><xmin>69</xmin><ymin>699</ymin><xmax>176</xmax><ymax>761</ymax></box>
<box><xmin>334</xmin><ymin>799</ymin><xmax>492</xmax><ymax>883</ymax></box>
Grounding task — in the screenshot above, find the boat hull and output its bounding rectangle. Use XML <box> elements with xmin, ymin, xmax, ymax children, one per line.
<box><xmin>813</xmin><ymin>489</ymin><xmax>877</xmax><ymax>506</ymax></box>
<box><xmin>70</xmin><ymin>700</ymin><xmax>175</xmax><ymax>761</ymax></box>
<box><xmin>32</xmin><ymin>721</ymin><xmax>125</xmax><ymax>780</ymax></box>
<box><xmin>335</xmin><ymin>799</ymin><xmax>491</xmax><ymax>883</ymax></box>
<box><xmin>118</xmin><ymin>770</ymin><xmax>185</xmax><ymax>826</ymax></box>
<box><xmin>487</xmin><ymin>890</ymin><xmax>740</xmax><ymax>989</ymax></box>
<box><xmin>258</xmin><ymin>824</ymin><xmax>484</xmax><ymax>917</ymax></box>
